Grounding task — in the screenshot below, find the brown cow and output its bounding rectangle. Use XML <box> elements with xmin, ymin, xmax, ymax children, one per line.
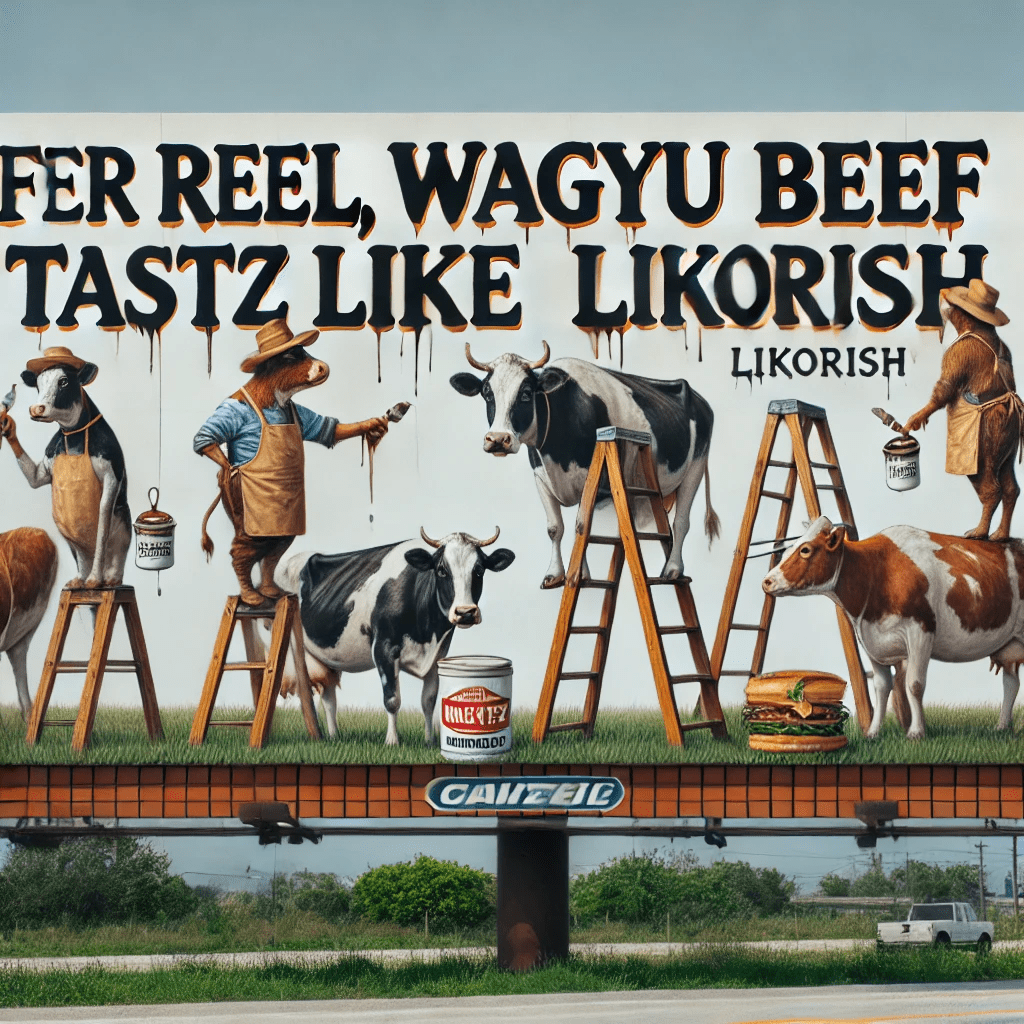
<box><xmin>0</xmin><ymin>527</ymin><xmax>59</xmax><ymax>717</ymax></box>
<box><xmin>904</xmin><ymin>280</ymin><xmax>1022</xmax><ymax>541</ymax></box>
<box><xmin>195</xmin><ymin>318</ymin><xmax>388</xmax><ymax>606</ymax></box>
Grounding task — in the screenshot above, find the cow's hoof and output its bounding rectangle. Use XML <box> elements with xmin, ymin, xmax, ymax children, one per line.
<box><xmin>906</xmin><ymin>729</ymin><xmax>925</xmax><ymax>741</ymax></box>
<box><xmin>540</xmin><ymin>575</ymin><xmax>565</xmax><ymax>590</ymax></box>
<box><xmin>103</xmin><ymin>576</ymin><xmax>123</xmax><ymax>588</ymax></box>
<box><xmin>258</xmin><ymin>584</ymin><xmax>284</xmax><ymax>600</ymax></box>
<box><xmin>384</xmin><ymin>736</ymin><xmax>400</xmax><ymax>747</ymax></box>
<box><xmin>661</xmin><ymin>565</ymin><xmax>684</xmax><ymax>580</ymax></box>
<box><xmin>84</xmin><ymin>577</ymin><xmax>102</xmax><ymax>590</ymax></box>
<box><xmin>964</xmin><ymin>527</ymin><xmax>990</xmax><ymax>540</ymax></box>
<box><xmin>240</xmin><ymin>591</ymin><xmax>267</xmax><ymax>607</ymax></box>
<box><xmin>65</xmin><ymin>577</ymin><xmax>85</xmax><ymax>590</ymax></box>
<box><xmin>990</xmin><ymin>530</ymin><xmax>1011</xmax><ymax>542</ymax></box>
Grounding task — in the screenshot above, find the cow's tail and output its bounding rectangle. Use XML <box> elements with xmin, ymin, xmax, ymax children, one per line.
<box><xmin>703</xmin><ymin>461</ymin><xmax>721</xmax><ymax>545</ymax></box>
<box><xmin>200</xmin><ymin>491</ymin><xmax>221</xmax><ymax>561</ymax></box>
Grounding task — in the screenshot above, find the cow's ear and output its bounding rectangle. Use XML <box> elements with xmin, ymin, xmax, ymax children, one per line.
<box><xmin>536</xmin><ymin>367</ymin><xmax>569</xmax><ymax>393</ymax></box>
<box><xmin>826</xmin><ymin>526</ymin><xmax>846</xmax><ymax>551</ymax></box>
<box><xmin>484</xmin><ymin>547</ymin><xmax>516</xmax><ymax>572</ymax></box>
<box><xmin>405</xmin><ymin>548</ymin><xmax>436</xmax><ymax>572</ymax></box>
<box><xmin>449</xmin><ymin>373</ymin><xmax>483</xmax><ymax>396</ymax></box>
<box><xmin>78</xmin><ymin>362</ymin><xmax>99</xmax><ymax>386</ymax></box>
<box><xmin>20</xmin><ymin>370</ymin><xmax>37</xmax><ymax>389</ymax></box>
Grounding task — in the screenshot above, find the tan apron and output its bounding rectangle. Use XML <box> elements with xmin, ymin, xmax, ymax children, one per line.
<box><xmin>234</xmin><ymin>387</ymin><xmax>306</xmax><ymax>536</ymax></box>
<box><xmin>945</xmin><ymin>332</ymin><xmax>1024</xmax><ymax>475</ymax></box>
<box><xmin>52</xmin><ymin>413</ymin><xmax>103</xmax><ymax>557</ymax></box>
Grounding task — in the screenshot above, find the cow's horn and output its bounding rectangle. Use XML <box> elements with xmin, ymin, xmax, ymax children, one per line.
<box><xmin>419</xmin><ymin>527</ymin><xmax>442</xmax><ymax>549</ymax></box>
<box><xmin>471</xmin><ymin>526</ymin><xmax>500</xmax><ymax>548</ymax></box>
<box><xmin>526</xmin><ymin>341</ymin><xmax>550</xmax><ymax>369</ymax></box>
<box><xmin>464</xmin><ymin>343</ymin><xmax>493</xmax><ymax>372</ymax></box>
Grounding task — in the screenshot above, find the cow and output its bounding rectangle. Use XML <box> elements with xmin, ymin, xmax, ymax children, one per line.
<box><xmin>255</xmin><ymin>527</ymin><xmax>515</xmax><ymax>744</ymax></box>
<box><xmin>1</xmin><ymin>348</ymin><xmax>130</xmax><ymax>589</ymax></box>
<box><xmin>449</xmin><ymin>342</ymin><xmax>720</xmax><ymax>588</ymax></box>
<box><xmin>0</xmin><ymin>528</ymin><xmax>59</xmax><ymax>718</ymax></box>
<box><xmin>196</xmin><ymin>317</ymin><xmax>389</xmax><ymax>607</ymax></box>
<box><xmin>761</xmin><ymin>515</ymin><xmax>1024</xmax><ymax>740</ymax></box>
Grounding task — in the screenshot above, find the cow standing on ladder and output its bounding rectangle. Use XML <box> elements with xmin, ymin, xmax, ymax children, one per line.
<box><xmin>450</xmin><ymin>342</ymin><xmax>720</xmax><ymax>588</ymax></box>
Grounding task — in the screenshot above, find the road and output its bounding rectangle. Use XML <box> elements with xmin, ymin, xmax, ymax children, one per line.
<box><xmin>1</xmin><ymin>983</ymin><xmax>1023</xmax><ymax>1023</ymax></box>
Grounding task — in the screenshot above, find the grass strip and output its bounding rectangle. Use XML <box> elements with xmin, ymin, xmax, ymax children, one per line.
<box><xmin>2</xmin><ymin>947</ymin><xmax>1023</xmax><ymax>1006</ymax></box>
<box><xmin>1</xmin><ymin>703</ymin><xmax>1022</xmax><ymax>765</ymax></box>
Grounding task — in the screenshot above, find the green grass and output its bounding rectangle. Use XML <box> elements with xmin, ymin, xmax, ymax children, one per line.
<box><xmin>1</xmin><ymin>702</ymin><xmax>1022</xmax><ymax>765</ymax></box>
<box><xmin>2</xmin><ymin>947</ymin><xmax>1023</xmax><ymax>1006</ymax></box>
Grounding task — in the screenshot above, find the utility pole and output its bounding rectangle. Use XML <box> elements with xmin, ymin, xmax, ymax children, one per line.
<box><xmin>906</xmin><ymin>852</ymin><xmax>911</xmax><ymax>904</ymax></box>
<box><xmin>1013</xmin><ymin>836</ymin><xmax>1020</xmax><ymax>920</ymax></box>
<box><xmin>975</xmin><ymin>842</ymin><xmax>986</xmax><ymax>920</ymax></box>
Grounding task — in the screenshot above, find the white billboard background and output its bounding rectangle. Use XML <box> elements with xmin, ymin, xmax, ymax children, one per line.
<box><xmin>0</xmin><ymin>112</ymin><xmax>1020</xmax><ymax>730</ymax></box>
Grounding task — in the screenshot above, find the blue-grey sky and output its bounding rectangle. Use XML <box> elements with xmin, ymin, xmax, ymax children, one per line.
<box><xmin>2</xmin><ymin>0</ymin><xmax>1022</xmax><ymax>892</ymax></box>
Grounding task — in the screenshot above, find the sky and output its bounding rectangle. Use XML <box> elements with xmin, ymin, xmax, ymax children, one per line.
<box><xmin>1</xmin><ymin>0</ymin><xmax>1023</xmax><ymax>892</ymax></box>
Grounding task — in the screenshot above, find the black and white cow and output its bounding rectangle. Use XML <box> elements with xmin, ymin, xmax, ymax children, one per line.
<box><xmin>266</xmin><ymin>528</ymin><xmax>515</xmax><ymax>744</ymax></box>
<box><xmin>450</xmin><ymin>342</ymin><xmax>720</xmax><ymax>587</ymax></box>
<box><xmin>5</xmin><ymin>356</ymin><xmax>130</xmax><ymax>588</ymax></box>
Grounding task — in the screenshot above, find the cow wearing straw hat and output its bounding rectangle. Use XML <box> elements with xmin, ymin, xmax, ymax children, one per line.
<box><xmin>0</xmin><ymin>347</ymin><xmax>131</xmax><ymax>589</ymax></box>
<box><xmin>904</xmin><ymin>279</ymin><xmax>1023</xmax><ymax>541</ymax></box>
<box><xmin>195</xmin><ymin>318</ymin><xmax>390</xmax><ymax>607</ymax></box>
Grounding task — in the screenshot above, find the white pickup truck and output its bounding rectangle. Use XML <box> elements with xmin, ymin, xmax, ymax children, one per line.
<box><xmin>877</xmin><ymin>902</ymin><xmax>993</xmax><ymax>951</ymax></box>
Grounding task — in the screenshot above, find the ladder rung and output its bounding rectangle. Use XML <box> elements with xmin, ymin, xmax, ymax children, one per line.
<box><xmin>636</xmin><ymin>532</ymin><xmax>672</xmax><ymax>542</ymax></box>
<box><xmin>731</xmin><ymin>623</ymin><xmax>766</xmax><ymax>632</ymax></box>
<box><xmin>42</xmin><ymin>720</ymin><xmax>76</xmax><ymax>727</ymax></box>
<box><xmin>646</xmin><ymin>577</ymin><xmax>685</xmax><ymax>586</ymax></box>
<box><xmin>816</xmin><ymin>484</ymin><xmax>843</xmax><ymax>492</ymax></box>
<box><xmin>767</xmin><ymin>459</ymin><xmax>796</xmax><ymax>469</ymax></box>
<box><xmin>558</xmin><ymin>670</ymin><xmax>599</xmax><ymax>680</ymax></box>
<box><xmin>657</xmin><ymin>625</ymin><xmax>698</xmax><ymax>635</ymax></box>
<box><xmin>548</xmin><ymin>721</ymin><xmax>588</xmax><ymax>734</ymax></box>
<box><xmin>223</xmin><ymin>662</ymin><xmax>267</xmax><ymax>671</ymax></box>
<box><xmin>587</xmin><ymin>534</ymin><xmax>622</xmax><ymax>546</ymax></box>
<box><xmin>670</xmin><ymin>674</ymin><xmax>715</xmax><ymax>685</ymax></box>
<box><xmin>579</xmin><ymin>579</ymin><xmax>616</xmax><ymax>589</ymax></box>
<box><xmin>719</xmin><ymin>669</ymin><xmax>754</xmax><ymax>677</ymax></box>
<box><xmin>569</xmin><ymin>626</ymin><xmax>608</xmax><ymax>635</ymax></box>
<box><xmin>760</xmin><ymin>490</ymin><xmax>792</xmax><ymax>503</ymax></box>
<box><xmin>678</xmin><ymin>720</ymin><xmax>720</xmax><ymax>733</ymax></box>
<box><xmin>810</xmin><ymin>461</ymin><xmax>839</xmax><ymax>470</ymax></box>
<box><xmin>210</xmin><ymin>720</ymin><xmax>256</xmax><ymax>727</ymax></box>
<box><xmin>624</xmin><ymin>486</ymin><xmax>659</xmax><ymax>496</ymax></box>
<box><xmin>54</xmin><ymin>660</ymin><xmax>139</xmax><ymax>673</ymax></box>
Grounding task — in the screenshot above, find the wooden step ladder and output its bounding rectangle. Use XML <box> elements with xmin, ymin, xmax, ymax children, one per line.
<box><xmin>709</xmin><ymin>399</ymin><xmax>873</xmax><ymax>730</ymax></box>
<box><xmin>26</xmin><ymin>586</ymin><xmax>163</xmax><ymax>752</ymax></box>
<box><xmin>532</xmin><ymin>427</ymin><xmax>728</xmax><ymax>747</ymax></box>
<box><xmin>189</xmin><ymin>594</ymin><xmax>323</xmax><ymax>748</ymax></box>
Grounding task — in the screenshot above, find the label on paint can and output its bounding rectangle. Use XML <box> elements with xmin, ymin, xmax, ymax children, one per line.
<box><xmin>883</xmin><ymin>436</ymin><xmax>921</xmax><ymax>492</ymax></box>
<box><xmin>437</xmin><ymin>655</ymin><xmax>512</xmax><ymax>761</ymax></box>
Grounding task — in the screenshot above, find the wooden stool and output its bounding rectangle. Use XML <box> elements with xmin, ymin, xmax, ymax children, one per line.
<box><xmin>26</xmin><ymin>586</ymin><xmax>164</xmax><ymax>752</ymax></box>
<box><xmin>189</xmin><ymin>594</ymin><xmax>323</xmax><ymax>748</ymax></box>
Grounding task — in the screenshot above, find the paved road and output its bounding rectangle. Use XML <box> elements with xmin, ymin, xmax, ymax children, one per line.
<box><xmin>1</xmin><ymin>983</ymin><xmax>1023</xmax><ymax>1023</ymax></box>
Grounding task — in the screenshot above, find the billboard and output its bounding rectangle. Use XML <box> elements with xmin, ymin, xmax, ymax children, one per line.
<box><xmin>0</xmin><ymin>112</ymin><xmax>1022</xmax><ymax>771</ymax></box>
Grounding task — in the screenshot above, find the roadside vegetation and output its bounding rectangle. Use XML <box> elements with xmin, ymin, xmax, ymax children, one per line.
<box><xmin>2</xmin><ymin>702</ymin><xmax>1023</xmax><ymax>764</ymax></box>
<box><xmin>3</xmin><ymin>842</ymin><xmax>1021</xmax><ymax>959</ymax></box>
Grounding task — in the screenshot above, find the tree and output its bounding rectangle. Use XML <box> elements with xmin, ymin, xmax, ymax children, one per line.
<box><xmin>819</xmin><ymin>873</ymin><xmax>852</xmax><ymax>897</ymax></box>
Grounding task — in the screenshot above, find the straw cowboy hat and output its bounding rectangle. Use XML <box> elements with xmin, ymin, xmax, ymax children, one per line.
<box><xmin>240</xmin><ymin>318</ymin><xmax>320</xmax><ymax>373</ymax></box>
<box><xmin>25</xmin><ymin>346</ymin><xmax>96</xmax><ymax>378</ymax></box>
<box><xmin>942</xmin><ymin>279</ymin><xmax>1010</xmax><ymax>327</ymax></box>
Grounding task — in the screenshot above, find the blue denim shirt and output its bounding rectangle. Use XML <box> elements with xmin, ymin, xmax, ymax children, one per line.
<box><xmin>193</xmin><ymin>399</ymin><xmax>339</xmax><ymax>466</ymax></box>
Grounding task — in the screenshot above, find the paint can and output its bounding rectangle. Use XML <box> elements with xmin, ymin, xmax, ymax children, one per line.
<box><xmin>134</xmin><ymin>487</ymin><xmax>175</xmax><ymax>570</ymax></box>
<box><xmin>437</xmin><ymin>655</ymin><xmax>512</xmax><ymax>761</ymax></box>
<box><xmin>882</xmin><ymin>436</ymin><xmax>921</xmax><ymax>491</ymax></box>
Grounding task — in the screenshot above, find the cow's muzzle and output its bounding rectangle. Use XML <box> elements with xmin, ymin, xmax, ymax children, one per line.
<box><xmin>29</xmin><ymin>404</ymin><xmax>51</xmax><ymax>421</ymax></box>
<box><xmin>451</xmin><ymin>605</ymin><xmax>481</xmax><ymax>628</ymax></box>
<box><xmin>483</xmin><ymin>431</ymin><xmax>516</xmax><ymax>456</ymax></box>
<box><xmin>761</xmin><ymin>572</ymin><xmax>783</xmax><ymax>595</ymax></box>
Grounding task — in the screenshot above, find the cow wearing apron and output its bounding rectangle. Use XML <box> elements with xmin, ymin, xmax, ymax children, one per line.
<box><xmin>196</xmin><ymin>318</ymin><xmax>389</xmax><ymax>607</ymax></box>
<box><xmin>904</xmin><ymin>280</ymin><xmax>1021</xmax><ymax>541</ymax></box>
<box><xmin>1</xmin><ymin>347</ymin><xmax>131</xmax><ymax>589</ymax></box>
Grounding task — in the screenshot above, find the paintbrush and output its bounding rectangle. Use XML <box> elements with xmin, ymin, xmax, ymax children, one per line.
<box><xmin>0</xmin><ymin>384</ymin><xmax>15</xmax><ymax>450</ymax></box>
<box><xmin>363</xmin><ymin>401</ymin><xmax>412</xmax><ymax>502</ymax></box>
<box><xmin>872</xmin><ymin>406</ymin><xmax>909</xmax><ymax>435</ymax></box>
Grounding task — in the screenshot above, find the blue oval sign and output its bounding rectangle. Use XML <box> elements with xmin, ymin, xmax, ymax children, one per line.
<box><xmin>423</xmin><ymin>775</ymin><xmax>625</xmax><ymax>812</ymax></box>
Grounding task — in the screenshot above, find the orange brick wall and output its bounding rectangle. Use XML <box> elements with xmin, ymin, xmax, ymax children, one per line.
<box><xmin>2</xmin><ymin>764</ymin><xmax>1023</xmax><ymax>820</ymax></box>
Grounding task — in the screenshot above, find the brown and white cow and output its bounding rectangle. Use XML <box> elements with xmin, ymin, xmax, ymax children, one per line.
<box><xmin>761</xmin><ymin>516</ymin><xmax>1024</xmax><ymax>740</ymax></box>
<box><xmin>0</xmin><ymin>527</ymin><xmax>59</xmax><ymax>717</ymax></box>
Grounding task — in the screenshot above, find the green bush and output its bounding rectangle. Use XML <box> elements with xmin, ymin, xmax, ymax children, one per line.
<box><xmin>0</xmin><ymin>837</ymin><xmax>197</xmax><ymax>930</ymax></box>
<box><xmin>351</xmin><ymin>856</ymin><xmax>492</xmax><ymax>931</ymax></box>
<box><xmin>291</xmin><ymin>870</ymin><xmax>350</xmax><ymax>922</ymax></box>
<box><xmin>819</xmin><ymin>872</ymin><xmax>852</xmax><ymax>897</ymax></box>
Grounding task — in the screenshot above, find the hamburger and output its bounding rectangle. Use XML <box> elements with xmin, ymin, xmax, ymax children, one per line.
<box><xmin>743</xmin><ymin>670</ymin><xmax>849</xmax><ymax>752</ymax></box>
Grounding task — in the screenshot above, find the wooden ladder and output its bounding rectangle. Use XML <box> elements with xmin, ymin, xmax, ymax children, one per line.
<box><xmin>532</xmin><ymin>427</ymin><xmax>728</xmax><ymax>747</ymax></box>
<box><xmin>189</xmin><ymin>593</ymin><xmax>323</xmax><ymax>748</ymax></box>
<box><xmin>26</xmin><ymin>586</ymin><xmax>163</xmax><ymax>752</ymax></box>
<box><xmin>709</xmin><ymin>399</ymin><xmax>873</xmax><ymax>730</ymax></box>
